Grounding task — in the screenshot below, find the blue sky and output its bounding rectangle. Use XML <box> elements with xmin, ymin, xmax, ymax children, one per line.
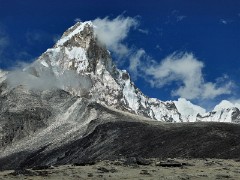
<box><xmin>0</xmin><ymin>0</ymin><xmax>240</xmax><ymax>109</ymax></box>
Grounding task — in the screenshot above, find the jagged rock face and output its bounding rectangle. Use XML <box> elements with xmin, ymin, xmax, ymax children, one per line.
<box><xmin>197</xmin><ymin>107</ymin><xmax>240</xmax><ymax>123</ymax></box>
<box><xmin>24</xmin><ymin>21</ymin><xmax>181</xmax><ymax>122</ymax></box>
<box><xmin>0</xmin><ymin>82</ymin><xmax>79</xmax><ymax>148</ymax></box>
<box><xmin>231</xmin><ymin>108</ymin><xmax>240</xmax><ymax>123</ymax></box>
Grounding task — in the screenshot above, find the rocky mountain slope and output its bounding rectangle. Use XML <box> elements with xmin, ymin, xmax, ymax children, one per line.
<box><xmin>1</xmin><ymin>111</ymin><xmax>240</xmax><ymax>170</ymax></box>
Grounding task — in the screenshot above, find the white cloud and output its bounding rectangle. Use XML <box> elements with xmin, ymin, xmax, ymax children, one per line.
<box><xmin>52</xmin><ymin>34</ymin><xmax>61</xmax><ymax>43</ymax></box>
<box><xmin>26</xmin><ymin>30</ymin><xmax>58</xmax><ymax>45</ymax></box>
<box><xmin>7</xmin><ymin>67</ymin><xmax>92</xmax><ymax>95</ymax></box>
<box><xmin>219</xmin><ymin>19</ymin><xmax>233</xmax><ymax>25</ymax></box>
<box><xmin>165</xmin><ymin>10</ymin><xmax>187</xmax><ymax>24</ymax></box>
<box><xmin>74</xmin><ymin>18</ymin><xmax>82</xmax><ymax>23</ymax></box>
<box><xmin>200</xmin><ymin>82</ymin><xmax>232</xmax><ymax>99</ymax></box>
<box><xmin>176</xmin><ymin>16</ymin><xmax>187</xmax><ymax>22</ymax></box>
<box><xmin>129</xmin><ymin>49</ymin><xmax>145</xmax><ymax>79</ymax></box>
<box><xmin>0</xmin><ymin>25</ymin><xmax>36</xmax><ymax>66</ymax></box>
<box><xmin>0</xmin><ymin>28</ymin><xmax>9</xmax><ymax>58</ymax></box>
<box><xmin>138</xmin><ymin>29</ymin><xmax>149</xmax><ymax>34</ymax></box>
<box><xmin>220</xmin><ymin>19</ymin><xmax>228</xmax><ymax>24</ymax></box>
<box><xmin>155</xmin><ymin>44</ymin><xmax>163</xmax><ymax>51</ymax></box>
<box><xmin>93</xmin><ymin>16</ymin><xmax>138</xmax><ymax>57</ymax></box>
<box><xmin>26</xmin><ymin>30</ymin><xmax>45</xmax><ymax>44</ymax></box>
<box><xmin>133</xmin><ymin>52</ymin><xmax>233</xmax><ymax>100</ymax></box>
<box><xmin>213</xmin><ymin>100</ymin><xmax>240</xmax><ymax>111</ymax></box>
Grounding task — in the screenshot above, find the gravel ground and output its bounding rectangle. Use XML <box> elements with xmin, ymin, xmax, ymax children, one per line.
<box><xmin>1</xmin><ymin>158</ymin><xmax>240</xmax><ymax>180</ymax></box>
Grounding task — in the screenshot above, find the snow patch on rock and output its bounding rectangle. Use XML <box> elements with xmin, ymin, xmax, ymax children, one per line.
<box><xmin>214</xmin><ymin>100</ymin><xmax>240</xmax><ymax>111</ymax></box>
<box><xmin>56</xmin><ymin>21</ymin><xmax>93</xmax><ymax>47</ymax></box>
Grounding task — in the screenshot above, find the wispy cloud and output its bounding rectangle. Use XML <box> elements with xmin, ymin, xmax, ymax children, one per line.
<box><xmin>129</xmin><ymin>49</ymin><xmax>145</xmax><ymax>80</ymax></box>
<box><xmin>129</xmin><ymin>52</ymin><xmax>234</xmax><ymax>100</ymax></box>
<box><xmin>93</xmin><ymin>15</ymin><xmax>138</xmax><ymax>57</ymax></box>
<box><xmin>26</xmin><ymin>30</ymin><xmax>59</xmax><ymax>45</ymax></box>
<box><xmin>0</xmin><ymin>24</ymin><xmax>59</xmax><ymax>68</ymax></box>
<box><xmin>26</xmin><ymin>31</ymin><xmax>43</xmax><ymax>45</ymax></box>
<box><xmin>74</xmin><ymin>18</ymin><xmax>82</xmax><ymax>23</ymax></box>
<box><xmin>138</xmin><ymin>29</ymin><xmax>149</xmax><ymax>34</ymax></box>
<box><xmin>220</xmin><ymin>19</ymin><xmax>228</xmax><ymax>24</ymax></box>
<box><xmin>7</xmin><ymin>64</ymin><xmax>92</xmax><ymax>94</ymax></box>
<box><xmin>52</xmin><ymin>34</ymin><xmax>61</xmax><ymax>43</ymax></box>
<box><xmin>165</xmin><ymin>10</ymin><xmax>187</xmax><ymax>24</ymax></box>
<box><xmin>176</xmin><ymin>15</ymin><xmax>187</xmax><ymax>22</ymax></box>
<box><xmin>0</xmin><ymin>27</ymin><xmax>9</xmax><ymax>59</ymax></box>
<box><xmin>155</xmin><ymin>44</ymin><xmax>163</xmax><ymax>51</ymax></box>
<box><xmin>219</xmin><ymin>19</ymin><xmax>234</xmax><ymax>25</ymax></box>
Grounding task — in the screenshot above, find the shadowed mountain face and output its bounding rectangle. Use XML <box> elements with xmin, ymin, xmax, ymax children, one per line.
<box><xmin>0</xmin><ymin>83</ymin><xmax>79</xmax><ymax>148</ymax></box>
<box><xmin>1</xmin><ymin>118</ymin><xmax>240</xmax><ymax>170</ymax></box>
<box><xmin>0</xmin><ymin>21</ymin><xmax>240</xmax><ymax>170</ymax></box>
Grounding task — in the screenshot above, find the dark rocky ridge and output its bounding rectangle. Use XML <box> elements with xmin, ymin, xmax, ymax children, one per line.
<box><xmin>48</xmin><ymin>121</ymin><xmax>240</xmax><ymax>161</ymax></box>
<box><xmin>0</xmin><ymin>83</ymin><xmax>90</xmax><ymax>151</ymax></box>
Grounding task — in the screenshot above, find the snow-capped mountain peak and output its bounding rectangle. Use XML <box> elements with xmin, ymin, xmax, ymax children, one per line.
<box><xmin>174</xmin><ymin>98</ymin><xmax>206</xmax><ymax>122</ymax></box>
<box><xmin>2</xmin><ymin>21</ymin><xmax>240</xmax><ymax>123</ymax></box>
<box><xmin>213</xmin><ymin>100</ymin><xmax>240</xmax><ymax>111</ymax></box>
<box><xmin>55</xmin><ymin>21</ymin><xmax>93</xmax><ymax>47</ymax></box>
<box><xmin>18</xmin><ymin>21</ymin><xmax>181</xmax><ymax>122</ymax></box>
